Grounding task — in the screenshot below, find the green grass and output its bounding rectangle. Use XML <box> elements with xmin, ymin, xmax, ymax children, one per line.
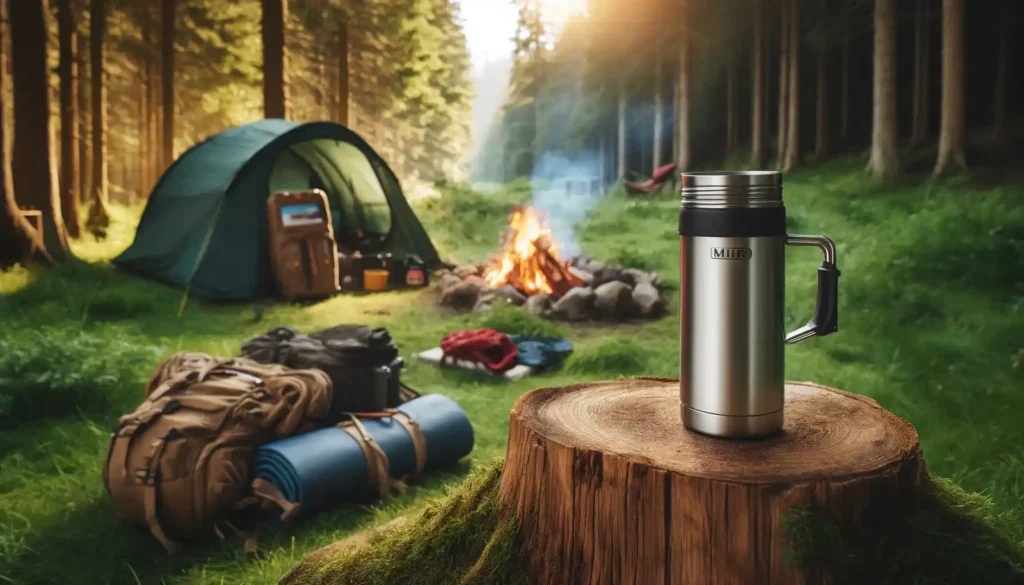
<box><xmin>0</xmin><ymin>157</ymin><xmax>1022</xmax><ymax>584</ymax></box>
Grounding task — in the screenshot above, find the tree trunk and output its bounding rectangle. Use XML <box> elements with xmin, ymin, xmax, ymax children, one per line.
<box><xmin>672</xmin><ymin>70</ymin><xmax>679</xmax><ymax>164</ymax></box>
<box><xmin>653</xmin><ymin>59</ymin><xmax>664</xmax><ymax>171</ymax></box>
<box><xmin>148</xmin><ymin>24</ymin><xmax>160</xmax><ymax>192</ymax></box>
<box><xmin>909</xmin><ymin>0</ymin><xmax>930</xmax><ymax>147</ymax></box>
<box><xmin>781</xmin><ymin>0</ymin><xmax>800</xmax><ymax>173</ymax></box>
<box><xmin>616</xmin><ymin>83</ymin><xmax>626</xmax><ymax>179</ymax></box>
<box><xmin>86</xmin><ymin>0</ymin><xmax>109</xmax><ymax>233</ymax></box>
<box><xmin>868</xmin><ymin>0</ymin><xmax>899</xmax><ymax>180</ymax></box>
<box><xmin>0</xmin><ymin>0</ymin><xmax>47</xmax><ymax>266</ymax></box>
<box><xmin>161</xmin><ymin>0</ymin><xmax>176</xmax><ymax>170</ymax></box>
<box><xmin>138</xmin><ymin>58</ymin><xmax>148</xmax><ymax>199</ymax></box>
<box><xmin>337</xmin><ymin>19</ymin><xmax>349</xmax><ymax>126</ymax></box>
<box><xmin>77</xmin><ymin>0</ymin><xmax>90</xmax><ymax>207</ymax></box>
<box><xmin>933</xmin><ymin>0</ymin><xmax>966</xmax><ymax>176</ymax></box>
<box><xmin>750</xmin><ymin>0</ymin><xmax>765</xmax><ymax>168</ymax></box>
<box><xmin>676</xmin><ymin>34</ymin><xmax>691</xmax><ymax>171</ymax></box>
<box><xmin>776</xmin><ymin>0</ymin><xmax>789</xmax><ymax>167</ymax></box>
<box><xmin>991</xmin><ymin>6</ymin><xmax>1008</xmax><ymax>146</ymax></box>
<box><xmin>726</xmin><ymin>52</ymin><xmax>739</xmax><ymax>155</ymax></box>
<box><xmin>9</xmin><ymin>0</ymin><xmax>70</xmax><ymax>260</ymax></box>
<box><xmin>840</xmin><ymin>0</ymin><xmax>851</xmax><ymax>142</ymax></box>
<box><xmin>499</xmin><ymin>378</ymin><xmax>924</xmax><ymax>584</ymax></box>
<box><xmin>139</xmin><ymin>5</ymin><xmax>151</xmax><ymax>196</ymax></box>
<box><xmin>814</xmin><ymin>0</ymin><xmax>828</xmax><ymax>160</ymax></box>
<box><xmin>263</xmin><ymin>0</ymin><xmax>289</xmax><ymax>119</ymax></box>
<box><xmin>58</xmin><ymin>0</ymin><xmax>80</xmax><ymax>238</ymax></box>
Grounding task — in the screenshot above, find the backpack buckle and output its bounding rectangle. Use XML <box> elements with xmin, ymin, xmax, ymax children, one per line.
<box><xmin>136</xmin><ymin>465</ymin><xmax>159</xmax><ymax>485</ymax></box>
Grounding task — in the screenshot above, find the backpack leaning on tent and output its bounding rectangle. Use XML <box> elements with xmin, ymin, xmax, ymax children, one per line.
<box><xmin>103</xmin><ymin>353</ymin><xmax>332</xmax><ymax>553</ymax></box>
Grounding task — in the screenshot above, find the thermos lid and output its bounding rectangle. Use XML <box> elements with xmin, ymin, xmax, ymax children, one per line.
<box><xmin>680</xmin><ymin>171</ymin><xmax>782</xmax><ymax>209</ymax></box>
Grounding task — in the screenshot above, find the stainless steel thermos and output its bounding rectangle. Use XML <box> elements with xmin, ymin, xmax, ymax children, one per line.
<box><xmin>678</xmin><ymin>171</ymin><xmax>840</xmax><ymax>438</ymax></box>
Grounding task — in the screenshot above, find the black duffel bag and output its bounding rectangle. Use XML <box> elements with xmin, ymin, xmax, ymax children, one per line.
<box><xmin>239</xmin><ymin>325</ymin><xmax>417</xmax><ymax>422</ymax></box>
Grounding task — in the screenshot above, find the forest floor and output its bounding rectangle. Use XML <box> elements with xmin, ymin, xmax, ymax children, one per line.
<box><xmin>0</xmin><ymin>156</ymin><xmax>1022</xmax><ymax>585</ymax></box>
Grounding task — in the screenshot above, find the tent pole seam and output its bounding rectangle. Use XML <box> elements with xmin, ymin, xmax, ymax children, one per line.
<box><xmin>177</xmin><ymin>198</ymin><xmax>226</xmax><ymax>317</ymax></box>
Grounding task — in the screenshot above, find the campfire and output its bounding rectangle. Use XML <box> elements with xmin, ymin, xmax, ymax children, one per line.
<box><xmin>435</xmin><ymin>206</ymin><xmax>668</xmax><ymax>322</ymax></box>
<box><xmin>481</xmin><ymin>206</ymin><xmax>583</xmax><ymax>298</ymax></box>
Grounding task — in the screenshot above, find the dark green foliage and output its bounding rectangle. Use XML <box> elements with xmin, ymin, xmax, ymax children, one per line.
<box><xmin>887</xmin><ymin>190</ymin><xmax>1024</xmax><ymax>296</ymax></box>
<box><xmin>564</xmin><ymin>337</ymin><xmax>651</xmax><ymax>375</ymax></box>
<box><xmin>605</xmin><ymin>246</ymin><xmax>658</xmax><ymax>272</ymax></box>
<box><xmin>0</xmin><ymin>327</ymin><xmax>158</xmax><ymax>427</ymax></box>
<box><xmin>416</xmin><ymin>181</ymin><xmax>531</xmax><ymax>262</ymax></box>
<box><xmin>0</xmin><ymin>259</ymin><xmax>173</xmax><ymax>324</ymax></box>
<box><xmin>784</xmin><ymin>478</ymin><xmax>1024</xmax><ymax>585</ymax></box>
<box><xmin>474</xmin><ymin>303</ymin><xmax>567</xmax><ymax>339</ymax></box>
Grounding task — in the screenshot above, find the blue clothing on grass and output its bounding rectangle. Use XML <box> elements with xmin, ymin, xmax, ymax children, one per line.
<box><xmin>508</xmin><ymin>335</ymin><xmax>574</xmax><ymax>372</ymax></box>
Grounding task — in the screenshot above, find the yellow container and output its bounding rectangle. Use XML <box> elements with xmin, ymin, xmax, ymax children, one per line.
<box><xmin>363</xmin><ymin>269</ymin><xmax>389</xmax><ymax>292</ymax></box>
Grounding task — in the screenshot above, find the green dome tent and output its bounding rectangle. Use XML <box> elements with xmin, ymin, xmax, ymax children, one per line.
<box><xmin>114</xmin><ymin>119</ymin><xmax>440</xmax><ymax>301</ymax></box>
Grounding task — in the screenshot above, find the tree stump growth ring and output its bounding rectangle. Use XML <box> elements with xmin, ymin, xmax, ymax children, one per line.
<box><xmin>499</xmin><ymin>378</ymin><xmax>924</xmax><ymax>584</ymax></box>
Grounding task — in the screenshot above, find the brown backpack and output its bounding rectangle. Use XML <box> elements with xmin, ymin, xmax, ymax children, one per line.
<box><xmin>103</xmin><ymin>353</ymin><xmax>332</xmax><ymax>553</ymax></box>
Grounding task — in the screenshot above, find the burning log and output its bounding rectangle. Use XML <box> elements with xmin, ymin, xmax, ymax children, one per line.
<box><xmin>533</xmin><ymin>243</ymin><xmax>583</xmax><ymax>298</ymax></box>
<box><xmin>482</xmin><ymin>206</ymin><xmax>584</xmax><ymax>299</ymax></box>
<box><xmin>506</xmin><ymin>264</ymin><xmax>525</xmax><ymax>293</ymax></box>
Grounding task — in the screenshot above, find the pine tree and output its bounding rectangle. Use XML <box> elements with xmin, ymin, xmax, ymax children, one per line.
<box><xmin>58</xmin><ymin>0</ymin><xmax>81</xmax><ymax>238</ymax></box>
<box><xmin>161</xmin><ymin>0</ymin><xmax>176</xmax><ymax>167</ymax></box>
<box><xmin>909</xmin><ymin>0</ymin><xmax>931</xmax><ymax>147</ymax></box>
<box><xmin>86</xmin><ymin>0</ymin><xmax>110</xmax><ymax>233</ymax></box>
<box><xmin>750</xmin><ymin>0</ymin><xmax>765</xmax><ymax>167</ymax></box>
<box><xmin>9</xmin><ymin>0</ymin><xmax>71</xmax><ymax>260</ymax></box>
<box><xmin>262</xmin><ymin>0</ymin><xmax>288</xmax><ymax>119</ymax></box>
<box><xmin>933</xmin><ymin>0</ymin><xmax>967</xmax><ymax>176</ymax></box>
<box><xmin>814</xmin><ymin>0</ymin><xmax>828</xmax><ymax>160</ymax></box>
<box><xmin>868</xmin><ymin>0</ymin><xmax>899</xmax><ymax>180</ymax></box>
<box><xmin>676</xmin><ymin>24</ymin><xmax>691</xmax><ymax>171</ymax></box>
<box><xmin>0</xmin><ymin>0</ymin><xmax>45</xmax><ymax>266</ymax></box>
<box><xmin>781</xmin><ymin>0</ymin><xmax>800</xmax><ymax>172</ymax></box>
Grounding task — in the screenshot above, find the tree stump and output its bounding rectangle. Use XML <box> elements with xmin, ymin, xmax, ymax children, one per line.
<box><xmin>499</xmin><ymin>378</ymin><xmax>924</xmax><ymax>585</ymax></box>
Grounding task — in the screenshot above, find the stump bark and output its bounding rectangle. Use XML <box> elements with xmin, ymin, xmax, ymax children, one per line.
<box><xmin>499</xmin><ymin>378</ymin><xmax>924</xmax><ymax>585</ymax></box>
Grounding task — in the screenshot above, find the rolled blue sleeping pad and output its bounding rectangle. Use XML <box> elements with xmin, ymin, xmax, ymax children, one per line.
<box><xmin>252</xmin><ymin>393</ymin><xmax>473</xmax><ymax>517</ymax></box>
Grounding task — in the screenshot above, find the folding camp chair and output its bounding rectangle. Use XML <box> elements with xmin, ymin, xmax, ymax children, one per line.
<box><xmin>623</xmin><ymin>163</ymin><xmax>678</xmax><ymax>196</ymax></box>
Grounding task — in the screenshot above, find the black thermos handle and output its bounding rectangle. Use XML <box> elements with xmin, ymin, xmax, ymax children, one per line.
<box><xmin>784</xmin><ymin>234</ymin><xmax>840</xmax><ymax>345</ymax></box>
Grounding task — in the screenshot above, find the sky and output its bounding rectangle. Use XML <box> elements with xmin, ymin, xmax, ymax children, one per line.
<box><xmin>457</xmin><ymin>0</ymin><xmax>588</xmax><ymax>70</ymax></box>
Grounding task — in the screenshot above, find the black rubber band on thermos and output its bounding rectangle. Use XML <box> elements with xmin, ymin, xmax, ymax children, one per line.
<box><xmin>678</xmin><ymin>207</ymin><xmax>787</xmax><ymax>238</ymax></box>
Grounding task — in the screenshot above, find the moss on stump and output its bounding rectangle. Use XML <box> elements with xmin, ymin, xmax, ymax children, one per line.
<box><xmin>280</xmin><ymin>458</ymin><xmax>1023</xmax><ymax>585</ymax></box>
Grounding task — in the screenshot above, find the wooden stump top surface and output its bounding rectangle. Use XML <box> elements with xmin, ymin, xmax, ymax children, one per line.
<box><xmin>513</xmin><ymin>377</ymin><xmax>919</xmax><ymax>484</ymax></box>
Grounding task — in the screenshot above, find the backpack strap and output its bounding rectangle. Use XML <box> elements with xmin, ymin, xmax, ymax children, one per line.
<box><xmin>398</xmin><ymin>382</ymin><xmax>421</xmax><ymax>403</ymax></box>
<box><xmin>389</xmin><ymin>410</ymin><xmax>427</xmax><ymax>479</ymax></box>
<box><xmin>251</xmin><ymin>477</ymin><xmax>301</xmax><ymax>521</ymax></box>
<box><xmin>114</xmin><ymin>405</ymin><xmax>168</xmax><ymax>481</ymax></box>
<box><xmin>138</xmin><ymin>429</ymin><xmax>181</xmax><ymax>554</ymax></box>
<box><xmin>338</xmin><ymin>414</ymin><xmax>402</xmax><ymax>499</ymax></box>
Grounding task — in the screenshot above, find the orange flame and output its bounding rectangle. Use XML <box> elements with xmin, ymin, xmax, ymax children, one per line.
<box><xmin>483</xmin><ymin>207</ymin><xmax>561</xmax><ymax>295</ymax></box>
